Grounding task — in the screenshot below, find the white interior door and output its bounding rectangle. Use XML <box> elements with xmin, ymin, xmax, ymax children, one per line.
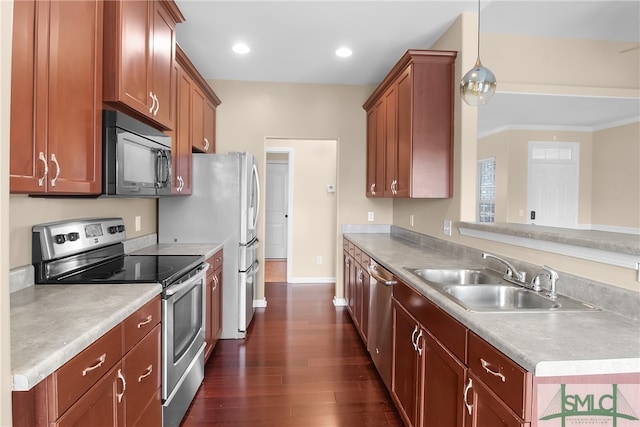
<box><xmin>527</xmin><ymin>142</ymin><xmax>579</xmax><ymax>228</ymax></box>
<box><xmin>265</xmin><ymin>161</ymin><xmax>289</xmax><ymax>259</ymax></box>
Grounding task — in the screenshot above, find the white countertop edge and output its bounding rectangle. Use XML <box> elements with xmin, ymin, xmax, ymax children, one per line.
<box><xmin>535</xmin><ymin>358</ymin><xmax>640</xmax><ymax>377</ymax></box>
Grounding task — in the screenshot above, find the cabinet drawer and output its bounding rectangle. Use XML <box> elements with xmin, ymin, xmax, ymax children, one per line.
<box><xmin>123</xmin><ymin>296</ymin><xmax>161</xmax><ymax>353</ymax></box>
<box><xmin>393</xmin><ymin>280</ymin><xmax>467</xmax><ymax>361</ymax></box>
<box><xmin>360</xmin><ymin>251</ymin><xmax>370</xmax><ymax>267</ymax></box>
<box><xmin>343</xmin><ymin>238</ymin><xmax>349</xmax><ymax>252</ymax></box>
<box><xmin>354</xmin><ymin>247</ymin><xmax>362</xmax><ymax>264</ymax></box>
<box><xmin>348</xmin><ymin>241</ymin><xmax>355</xmax><ymax>255</ymax></box>
<box><xmin>206</xmin><ymin>250</ymin><xmax>223</xmax><ymax>272</ymax></box>
<box><xmin>51</xmin><ymin>324</ymin><xmax>123</xmax><ymax>418</ymax></box>
<box><xmin>468</xmin><ymin>331</ymin><xmax>532</xmax><ymax>419</ymax></box>
<box><xmin>124</xmin><ymin>324</ymin><xmax>161</xmax><ymax>427</ymax></box>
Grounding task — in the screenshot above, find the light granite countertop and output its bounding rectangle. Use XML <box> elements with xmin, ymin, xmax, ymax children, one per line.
<box><xmin>11</xmin><ymin>283</ymin><xmax>161</xmax><ymax>391</ymax></box>
<box><xmin>345</xmin><ymin>232</ymin><xmax>640</xmax><ymax>377</ymax></box>
<box><xmin>11</xmin><ymin>242</ymin><xmax>222</xmax><ymax>392</ymax></box>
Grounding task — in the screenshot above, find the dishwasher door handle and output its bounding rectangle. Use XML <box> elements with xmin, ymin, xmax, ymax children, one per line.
<box><xmin>368</xmin><ymin>264</ymin><xmax>397</xmax><ymax>286</ymax></box>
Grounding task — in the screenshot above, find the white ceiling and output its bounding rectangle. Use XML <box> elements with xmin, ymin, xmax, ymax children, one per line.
<box><xmin>174</xmin><ymin>1</ymin><xmax>640</xmax><ymax>134</ymax></box>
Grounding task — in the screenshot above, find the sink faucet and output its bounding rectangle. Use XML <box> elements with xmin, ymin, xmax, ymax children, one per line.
<box><xmin>482</xmin><ymin>253</ymin><xmax>526</xmax><ymax>282</ymax></box>
<box><xmin>532</xmin><ymin>265</ymin><xmax>559</xmax><ymax>299</ymax></box>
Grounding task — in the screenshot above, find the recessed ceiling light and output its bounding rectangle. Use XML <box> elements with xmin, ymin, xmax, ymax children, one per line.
<box><xmin>335</xmin><ymin>47</ymin><xmax>352</xmax><ymax>58</ymax></box>
<box><xmin>232</xmin><ymin>43</ymin><xmax>250</xmax><ymax>54</ymax></box>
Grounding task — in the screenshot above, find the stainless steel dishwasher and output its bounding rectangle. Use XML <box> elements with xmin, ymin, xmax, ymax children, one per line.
<box><xmin>367</xmin><ymin>259</ymin><xmax>396</xmax><ymax>390</ymax></box>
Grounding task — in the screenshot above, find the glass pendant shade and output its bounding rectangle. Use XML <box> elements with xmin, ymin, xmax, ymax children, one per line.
<box><xmin>460</xmin><ymin>58</ymin><xmax>497</xmax><ymax>106</ymax></box>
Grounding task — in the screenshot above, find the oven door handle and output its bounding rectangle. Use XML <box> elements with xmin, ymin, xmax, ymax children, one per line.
<box><xmin>164</xmin><ymin>263</ymin><xmax>209</xmax><ymax>297</ymax></box>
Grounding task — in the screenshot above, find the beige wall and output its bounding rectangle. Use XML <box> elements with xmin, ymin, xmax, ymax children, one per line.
<box><xmin>208</xmin><ymin>80</ymin><xmax>394</xmax><ymax>299</ymax></box>
<box><xmin>1</xmin><ymin>2</ymin><xmax>12</xmax><ymax>424</ymax></box>
<box><xmin>9</xmin><ymin>197</ymin><xmax>157</xmax><ymax>269</ymax></box>
<box><xmin>592</xmin><ymin>121</ymin><xmax>640</xmax><ymax>229</ymax></box>
<box><xmin>267</xmin><ymin>139</ymin><xmax>337</xmax><ymax>281</ymax></box>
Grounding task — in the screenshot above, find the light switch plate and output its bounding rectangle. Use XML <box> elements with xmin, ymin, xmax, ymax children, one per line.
<box><xmin>368</xmin><ymin>212</ymin><xmax>374</xmax><ymax>222</ymax></box>
<box><xmin>443</xmin><ymin>219</ymin><xmax>452</xmax><ymax>236</ymax></box>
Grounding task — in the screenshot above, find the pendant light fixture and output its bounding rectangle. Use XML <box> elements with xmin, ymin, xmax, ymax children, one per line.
<box><xmin>460</xmin><ymin>0</ymin><xmax>496</xmax><ymax>106</ymax></box>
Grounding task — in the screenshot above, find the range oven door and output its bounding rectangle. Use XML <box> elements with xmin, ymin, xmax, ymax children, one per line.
<box><xmin>162</xmin><ymin>263</ymin><xmax>208</xmax><ymax>403</ymax></box>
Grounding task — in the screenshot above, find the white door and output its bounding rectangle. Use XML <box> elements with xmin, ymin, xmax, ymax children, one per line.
<box><xmin>265</xmin><ymin>161</ymin><xmax>289</xmax><ymax>259</ymax></box>
<box><xmin>527</xmin><ymin>142</ymin><xmax>579</xmax><ymax>228</ymax></box>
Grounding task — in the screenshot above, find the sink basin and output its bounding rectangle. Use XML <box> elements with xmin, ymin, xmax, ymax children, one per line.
<box><xmin>407</xmin><ymin>268</ymin><xmax>503</xmax><ymax>285</ymax></box>
<box><xmin>444</xmin><ymin>285</ymin><xmax>560</xmax><ymax>311</ymax></box>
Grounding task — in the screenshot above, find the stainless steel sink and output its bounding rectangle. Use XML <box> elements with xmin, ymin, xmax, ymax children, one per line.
<box><xmin>443</xmin><ymin>285</ymin><xmax>560</xmax><ymax>311</ymax></box>
<box><xmin>405</xmin><ymin>267</ymin><xmax>599</xmax><ymax>312</ymax></box>
<box><xmin>407</xmin><ymin>268</ymin><xmax>503</xmax><ymax>285</ymax></box>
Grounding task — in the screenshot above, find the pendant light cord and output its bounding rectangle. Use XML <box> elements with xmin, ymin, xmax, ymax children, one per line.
<box><xmin>476</xmin><ymin>0</ymin><xmax>481</xmax><ymax>63</ymax></box>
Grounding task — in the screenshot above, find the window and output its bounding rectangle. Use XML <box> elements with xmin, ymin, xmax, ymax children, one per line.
<box><xmin>477</xmin><ymin>158</ymin><xmax>496</xmax><ymax>223</ymax></box>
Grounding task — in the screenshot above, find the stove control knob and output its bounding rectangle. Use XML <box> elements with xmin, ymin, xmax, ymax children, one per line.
<box><xmin>108</xmin><ymin>226</ymin><xmax>117</xmax><ymax>234</ymax></box>
<box><xmin>67</xmin><ymin>232</ymin><xmax>80</xmax><ymax>242</ymax></box>
<box><xmin>117</xmin><ymin>225</ymin><xmax>125</xmax><ymax>233</ymax></box>
<box><xmin>54</xmin><ymin>234</ymin><xmax>67</xmax><ymax>244</ymax></box>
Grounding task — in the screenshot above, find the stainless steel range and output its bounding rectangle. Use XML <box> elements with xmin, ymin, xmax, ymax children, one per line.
<box><xmin>32</xmin><ymin>217</ymin><xmax>207</xmax><ymax>427</ymax></box>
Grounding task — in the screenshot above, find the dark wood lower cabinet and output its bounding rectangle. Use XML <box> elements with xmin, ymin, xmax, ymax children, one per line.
<box><xmin>466</xmin><ymin>374</ymin><xmax>528</xmax><ymax>427</ymax></box>
<box><xmin>392</xmin><ymin>301</ymin><xmax>421</xmax><ymax>427</ymax></box>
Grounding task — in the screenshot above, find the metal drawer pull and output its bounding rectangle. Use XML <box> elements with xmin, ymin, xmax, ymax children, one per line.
<box><xmin>137</xmin><ymin>315</ymin><xmax>152</xmax><ymax>329</ymax></box>
<box><xmin>480</xmin><ymin>358</ymin><xmax>506</xmax><ymax>382</ymax></box>
<box><xmin>117</xmin><ymin>368</ymin><xmax>126</xmax><ymax>403</ymax></box>
<box><xmin>82</xmin><ymin>353</ymin><xmax>106</xmax><ymax>376</ymax></box>
<box><xmin>138</xmin><ymin>365</ymin><xmax>153</xmax><ymax>382</ymax></box>
<box><xmin>463</xmin><ymin>378</ymin><xmax>473</xmax><ymax>415</ymax></box>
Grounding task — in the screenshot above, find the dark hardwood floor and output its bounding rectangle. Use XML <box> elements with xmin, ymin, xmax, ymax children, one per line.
<box><xmin>180</xmin><ymin>282</ymin><xmax>403</xmax><ymax>427</ymax></box>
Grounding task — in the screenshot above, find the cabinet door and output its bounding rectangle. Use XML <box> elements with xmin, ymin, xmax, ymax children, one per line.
<box><xmin>104</xmin><ymin>0</ymin><xmax>152</xmax><ymax>117</ymax></box>
<box><xmin>395</xmin><ymin>65</ymin><xmax>412</xmax><ymax>198</ymax></box>
<box><xmin>343</xmin><ymin>252</ymin><xmax>351</xmax><ymax>309</ymax></box>
<box><xmin>421</xmin><ymin>331</ymin><xmax>467</xmax><ymax>427</ymax></box>
<box><xmin>205</xmin><ymin>267</ymin><xmax>214</xmax><ymax>362</ymax></box>
<box><xmin>150</xmin><ymin>0</ymin><xmax>177</xmax><ymax>129</ymax></box>
<box><xmin>347</xmin><ymin>255</ymin><xmax>357</xmax><ymax>321</ymax></box>
<box><xmin>365</xmin><ymin>106</ymin><xmax>378</xmax><ymax>197</ymax></box>
<box><xmin>212</xmin><ymin>265</ymin><xmax>223</xmax><ymax>343</ymax></box>
<box><xmin>203</xmin><ymin>98</ymin><xmax>216</xmax><ymax>153</ymax></box>
<box><xmin>54</xmin><ymin>364</ymin><xmax>124</xmax><ymax>427</ymax></box>
<box><xmin>172</xmin><ymin>62</ymin><xmax>193</xmax><ymax>194</ymax></box>
<box><xmin>9</xmin><ymin>0</ymin><xmax>43</xmax><ymax>193</ymax></box>
<box><xmin>392</xmin><ymin>301</ymin><xmax>421</xmax><ymax>427</ymax></box>
<box><xmin>466</xmin><ymin>374</ymin><xmax>528</xmax><ymax>427</ymax></box>
<box><xmin>361</xmin><ymin>266</ymin><xmax>370</xmax><ymax>343</ymax></box>
<box><xmin>123</xmin><ymin>325</ymin><xmax>161</xmax><ymax>427</ymax></box>
<box><xmin>191</xmin><ymin>85</ymin><xmax>206</xmax><ymax>152</ymax></box>
<box><xmin>383</xmin><ymin>83</ymin><xmax>398</xmax><ymax>197</ymax></box>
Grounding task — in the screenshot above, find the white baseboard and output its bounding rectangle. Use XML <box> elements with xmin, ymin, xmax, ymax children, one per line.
<box><xmin>333</xmin><ymin>296</ymin><xmax>347</xmax><ymax>307</ymax></box>
<box><xmin>253</xmin><ymin>298</ymin><xmax>267</xmax><ymax>308</ymax></box>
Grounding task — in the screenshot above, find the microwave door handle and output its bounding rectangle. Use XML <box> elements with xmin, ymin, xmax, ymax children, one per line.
<box><xmin>156</xmin><ymin>151</ymin><xmax>163</xmax><ymax>188</ymax></box>
<box><xmin>160</xmin><ymin>151</ymin><xmax>171</xmax><ymax>186</ymax></box>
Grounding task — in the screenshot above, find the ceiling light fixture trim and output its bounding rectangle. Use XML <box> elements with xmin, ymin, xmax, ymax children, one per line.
<box><xmin>335</xmin><ymin>47</ymin><xmax>353</xmax><ymax>58</ymax></box>
<box><xmin>232</xmin><ymin>43</ymin><xmax>250</xmax><ymax>54</ymax></box>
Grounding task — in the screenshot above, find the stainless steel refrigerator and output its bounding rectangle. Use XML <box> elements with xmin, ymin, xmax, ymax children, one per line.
<box><xmin>159</xmin><ymin>152</ymin><xmax>260</xmax><ymax>339</ymax></box>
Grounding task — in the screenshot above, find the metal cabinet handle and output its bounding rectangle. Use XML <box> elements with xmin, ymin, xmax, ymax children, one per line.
<box><xmin>411</xmin><ymin>325</ymin><xmax>419</xmax><ymax>351</ymax></box>
<box><xmin>204</xmin><ymin>137</ymin><xmax>210</xmax><ymax>151</ymax></box>
<box><xmin>82</xmin><ymin>353</ymin><xmax>106</xmax><ymax>376</ymax></box>
<box><xmin>415</xmin><ymin>329</ymin><xmax>424</xmax><ymax>356</ymax></box>
<box><xmin>117</xmin><ymin>368</ymin><xmax>126</xmax><ymax>403</ymax></box>
<box><xmin>480</xmin><ymin>358</ymin><xmax>506</xmax><ymax>382</ymax></box>
<box><xmin>137</xmin><ymin>315</ymin><xmax>152</xmax><ymax>329</ymax></box>
<box><xmin>370</xmin><ymin>183</ymin><xmax>376</xmax><ymax>196</ymax></box>
<box><xmin>38</xmin><ymin>152</ymin><xmax>48</xmax><ymax>186</ymax></box>
<box><xmin>463</xmin><ymin>378</ymin><xmax>473</xmax><ymax>415</ymax></box>
<box><xmin>149</xmin><ymin>92</ymin><xmax>155</xmax><ymax>114</ymax></box>
<box><xmin>137</xmin><ymin>365</ymin><xmax>153</xmax><ymax>383</ymax></box>
<box><xmin>153</xmin><ymin>94</ymin><xmax>160</xmax><ymax>115</ymax></box>
<box><xmin>50</xmin><ymin>153</ymin><xmax>60</xmax><ymax>187</ymax></box>
<box><xmin>213</xmin><ymin>274</ymin><xmax>219</xmax><ymax>289</ymax></box>
<box><xmin>357</xmin><ymin>268</ymin><xmax>363</xmax><ymax>282</ymax></box>
<box><xmin>345</xmin><ymin>256</ymin><xmax>350</xmax><ymax>266</ymax></box>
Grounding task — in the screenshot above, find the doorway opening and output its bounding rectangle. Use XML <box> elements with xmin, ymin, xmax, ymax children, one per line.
<box><xmin>265</xmin><ymin>151</ymin><xmax>290</xmax><ymax>283</ymax></box>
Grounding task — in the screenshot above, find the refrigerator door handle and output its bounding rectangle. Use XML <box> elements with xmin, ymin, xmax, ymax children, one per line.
<box><xmin>252</xmin><ymin>163</ymin><xmax>260</xmax><ymax>232</ymax></box>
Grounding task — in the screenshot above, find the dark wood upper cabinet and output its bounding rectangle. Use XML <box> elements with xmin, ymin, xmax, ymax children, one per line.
<box><xmin>363</xmin><ymin>50</ymin><xmax>457</xmax><ymax>198</ymax></box>
<box><xmin>103</xmin><ymin>0</ymin><xmax>184</xmax><ymax>130</ymax></box>
<box><xmin>10</xmin><ymin>0</ymin><xmax>104</xmax><ymax>195</ymax></box>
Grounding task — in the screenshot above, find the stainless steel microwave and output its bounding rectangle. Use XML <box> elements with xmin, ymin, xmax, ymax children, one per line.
<box><xmin>102</xmin><ymin>110</ymin><xmax>172</xmax><ymax>197</ymax></box>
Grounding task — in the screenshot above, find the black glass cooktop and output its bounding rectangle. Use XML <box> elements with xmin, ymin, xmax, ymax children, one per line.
<box><xmin>49</xmin><ymin>254</ymin><xmax>204</xmax><ymax>287</ymax></box>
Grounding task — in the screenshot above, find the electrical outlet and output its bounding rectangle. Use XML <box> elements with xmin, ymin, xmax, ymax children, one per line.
<box><xmin>135</xmin><ymin>216</ymin><xmax>141</xmax><ymax>232</ymax></box>
<box><xmin>316</xmin><ymin>256</ymin><xmax>323</xmax><ymax>265</ymax></box>
<box><xmin>410</xmin><ymin>214</ymin><xmax>414</xmax><ymax>227</ymax></box>
<box><xmin>368</xmin><ymin>212</ymin><xmax>374</xmax><ymax>222</ymax></box>
<box><xmin>443</xmin><ymin>219</ymin><xmax>452</xmax><ymax>236</ymax></box>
